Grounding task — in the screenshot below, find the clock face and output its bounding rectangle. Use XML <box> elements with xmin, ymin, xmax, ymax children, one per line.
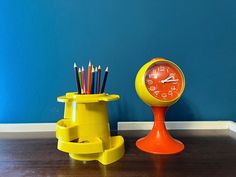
<box><xmin>145</xmin><ymin>61</ymin><xmax>184</xmax><ymax>101</ymax></box>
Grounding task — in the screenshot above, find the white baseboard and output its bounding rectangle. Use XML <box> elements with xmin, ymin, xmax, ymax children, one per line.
<box><xmin>118</xmin><ymin>121</ymin><xmax>236</xmax><ymax>132</ymax></box>
<box><xmin>0</xmin><ymin>121</ymin><xmax>235</xmax><ymax>133</ymax></box>
<box><xmin>229</xmin><ymin>121</ymin><xmax>236</xmax><ymax>132</ymax></box>
<box><xmin>0</xmin><ymin>123</ymin><xmax>56</xmax><ymax>132</ymax></box>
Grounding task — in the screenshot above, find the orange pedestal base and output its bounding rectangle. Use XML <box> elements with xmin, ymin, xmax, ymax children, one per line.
<box><xmin>136</xmin><ymin>107</ymin><xmax>184</xmax><ymax>154</ymax></box>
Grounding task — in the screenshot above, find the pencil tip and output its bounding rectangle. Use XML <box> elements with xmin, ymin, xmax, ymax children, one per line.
<box><xmin>89</xmin><ymin>61</ymin><xmax>91</xmax><ymax>66</ymax></box>
<box><xmin>78</xmin><ymin>68</ymin><xmax>81</xmax><ymax>72</ymax></box>
<box><xmin>95</xmin><ymin>67</ymin><xmax>97</xmax><ymax>71</ymax></box>
<box><xmin>74</xmin><ymin>62</ymin><xmax>77</xmax><ymax>68</ymax></box>
<box><xmin>98</xmin><ymin>65</ymin><xmax>101</xmax><ymax>69</ymax></box>
<box><xmin>105</xmin><ymin>67</ymin><xmax>108</xmax><ymax>71</ymax></box>
<box><xmin>82</xmin><ymin>66</ymin><xmax>84</xmax><ymax>70</ymax></box>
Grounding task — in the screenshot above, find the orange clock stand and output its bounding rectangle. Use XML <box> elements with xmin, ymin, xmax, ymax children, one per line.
<box><xmin>135</xmin><ymin>58</ymin><xmax>185</xmax><ymax>154</ymax></box>
<box><xmin>136</xmin><ymin>106</ymin><xmax>184</xmax><ymax>154</ymax></box>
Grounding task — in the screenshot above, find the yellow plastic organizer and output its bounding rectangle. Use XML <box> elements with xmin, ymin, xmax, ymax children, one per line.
<box><xmin>56</xmin><ymin>92</ymin><xmax>125</xmax><ymax>165</ymax></box>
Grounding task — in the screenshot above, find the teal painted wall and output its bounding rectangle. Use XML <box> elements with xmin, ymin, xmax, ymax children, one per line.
<box><xmin>1</xmin><ymin>0</ymin><xmax>236</xmax><ymax>129</ymax></box>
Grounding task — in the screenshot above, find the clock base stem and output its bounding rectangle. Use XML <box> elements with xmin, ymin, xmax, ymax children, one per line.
<box><xmin>136</xmin><ymin>106</ymin><xmax>184</xmax><ymax>154</ymax></box>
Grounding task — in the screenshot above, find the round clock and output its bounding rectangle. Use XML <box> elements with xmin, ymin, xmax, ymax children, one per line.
<box><xmin>135</xmin><ymin>58</ymin><xmax>185</xmax><ymax>154</ymax></box>
<box><xmin>136</xmin><ymin>58</ymin><xmax>185</xmax><ymax>107</ymax></box>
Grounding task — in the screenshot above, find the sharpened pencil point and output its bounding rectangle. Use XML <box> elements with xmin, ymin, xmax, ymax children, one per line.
<box><xmin>74</xmin><ymin>62</ymin><xmax>77</xmax><ymax>68</ymax></box>
<box><xmin>105</xmin><ymin>67</ymin><xmax>108</xmax><ymax>72</ymax></box>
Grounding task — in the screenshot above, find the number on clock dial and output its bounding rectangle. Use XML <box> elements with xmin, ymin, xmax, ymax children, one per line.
<box><xmin>145</xmin><ymin>62</ymin><xmax>184</xmax><ymax>101</ymax></box>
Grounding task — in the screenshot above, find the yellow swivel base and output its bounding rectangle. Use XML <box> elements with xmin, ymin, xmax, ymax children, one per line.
<box><xmin>56</xmin><ymin>92</ymin><xmax>125</xmax><ymax>165</ymax></box>
<box><xmin>68</xmin><ymin>136</ymin><xmax>124</xmax><ymax>165</ymax></box>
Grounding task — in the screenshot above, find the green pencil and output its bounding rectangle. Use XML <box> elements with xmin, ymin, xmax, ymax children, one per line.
<box><xmin>74</xmin><ymin>63</ymin><xmax>81</xmax><ymax>94</ymax></box>
<box><xmin>78</xmin><ymin>68</ymin><xmax>83</xmax><ymax>94</ymax></box>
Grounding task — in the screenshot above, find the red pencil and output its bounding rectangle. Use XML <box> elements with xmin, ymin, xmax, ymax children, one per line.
<box><xmin>87</xmin><ymin>61</ymin><xmax>92</xmax><ymax>94</ymax></box>
<box><xmin>81</xmin><ymin>66</ymin><xmax>87</xmax><ymax>94</ymax></box>
<box><xmin>90</xmin><ymin>66</ymin><xmax>95</xmax><ymax>94</ymax></box>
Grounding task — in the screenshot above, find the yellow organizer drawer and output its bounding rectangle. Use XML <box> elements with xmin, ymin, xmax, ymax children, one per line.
<box><xmin>56</xmin><ymin>119</ymin><xmax>78</xmax><ymax>142</ymax></box>
<box><xmin>58</xmin><ymin>137</ymin><xmax>103</xmax><ymax>154</ymax></box>
<box><xmin>98</xmin><ymin>136</ymin><xmax>125</xmax><ymax>165</ymax></box>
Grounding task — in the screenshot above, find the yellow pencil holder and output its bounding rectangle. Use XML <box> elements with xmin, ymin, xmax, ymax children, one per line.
<box><xmin>56</xmin><ymin>92</ymin><xmax>125</xmax><ymax>165</ymax></box>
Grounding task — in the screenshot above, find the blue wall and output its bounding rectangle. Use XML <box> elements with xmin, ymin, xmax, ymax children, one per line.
<box><xmin>1</xmin><ymin>0</ymin><xmax>236</xmax><ymax>129</ymax></box>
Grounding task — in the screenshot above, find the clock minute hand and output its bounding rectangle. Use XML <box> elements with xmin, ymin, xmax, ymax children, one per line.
<box><xmin>162</xmin><ymin>79</ymin><xmax>179</xmax><ymax>83</ymax></box>
<box><xmin>160</xmin><ymin>75</ymin><xmax>174</xmax><ymax>83</ymax></box>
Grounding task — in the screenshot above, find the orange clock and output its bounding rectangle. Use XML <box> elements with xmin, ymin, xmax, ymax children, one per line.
<box><xmin>135</xmin><ymin>58</ymin><xmax>185</xmax><ymax>154</ymax></box>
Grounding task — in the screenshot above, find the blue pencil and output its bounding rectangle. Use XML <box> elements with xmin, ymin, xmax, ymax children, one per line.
<box><xmin>74</xmin><ymin>63</ymin><xmax>81</xmax><ymax>94</ymax></box>
<box><xmin>101</xmin><ymin>67</ymin><xmax>108</xmax><ymax>93</ymax></box>
<box><xmin>93</xmin><ymin>67</ymin><xmax>97</xmax><ymax>94</ymax></box>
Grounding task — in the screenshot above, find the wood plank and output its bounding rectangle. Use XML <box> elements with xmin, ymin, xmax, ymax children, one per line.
<box><xmin>0</xmin><ymin>130</ymin><xmax>236</xmax><ymax>177</ymax></box>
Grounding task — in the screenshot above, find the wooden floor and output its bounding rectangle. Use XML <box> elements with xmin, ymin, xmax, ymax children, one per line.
<box><xmin>0</xmin><ymin>130</ymin><xmax>236</xmax><ymax>177</ymax></box>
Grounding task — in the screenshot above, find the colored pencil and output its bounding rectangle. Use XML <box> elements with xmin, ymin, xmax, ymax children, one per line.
<box><xmin>91</xmin><ymin>66</ymin><xmax>95</xmax><ymax>94</ymax></box>
<box><xmin>81</xmin><ymin>66</ymin><xmax>87</xmax><ymax>94</ymax></box>
<box><xmin>93</xmin><ymin>67</ymin><xmax>98</xmax><ymax>94</ymax></box>
<box><xmin>97</xmin><ymin>65</ymin><xmax>101</xmax><ymax>93</ymax></box>
<box><xmin>101</xmin><ymin>67</ymin><xmax>108</xmax><ymax>93</ymax></box>
<box><xmin>87</xmin><ymin>61</ymin><xmax>92</xmax><ymax>94</ymax></box>
<box><xmin>73</xmin><ymin>63</ymin><xmax>81</xmax><ymax>94</ymax></box>
<box><xmin>78</xmin><ymin>68</ymin><xmax>83</xmax><ymax>94</ymax></box>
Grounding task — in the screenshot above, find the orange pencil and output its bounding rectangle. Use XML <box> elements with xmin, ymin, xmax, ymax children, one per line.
<box><xmin>87</xmin><ymin>61</ymin><xmax>92</xmax><ymax>94</ymax></box>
